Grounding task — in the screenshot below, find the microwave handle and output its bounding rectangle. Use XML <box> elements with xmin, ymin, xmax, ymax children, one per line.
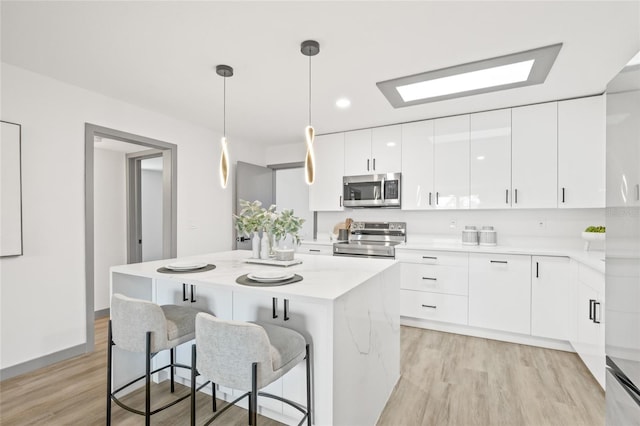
<box><xmin>380</xmin><ymin>178</ymin><xmax>385</xmax><ymax>201</ymax></box>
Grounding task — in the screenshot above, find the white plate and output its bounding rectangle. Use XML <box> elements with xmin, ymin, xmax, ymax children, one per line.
<box><xmin>247</xmin><ymin>271</ymin><xmax>294</xmax><ymax>282</ymax></box>
<box><xmin>165</xmin><ymin>261</ymin><xmax>208</xmax><ymax>271</ymax></box>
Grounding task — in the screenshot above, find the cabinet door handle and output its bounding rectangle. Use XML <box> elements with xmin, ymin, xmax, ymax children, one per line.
<box><xmin>428</xmin><ymin>192</ymin><xmax>432</xmax><ymax>206</ymax></box>
<box><xmin>421</xmin><ymin>304</ymin><xmax>437</xmax><ymax>309</ymax></box>
<box><xmin>309</xmin><ymin>249</ymin><xmax>321</xmax><ymax>252</ymax></box>
<box><xmin>536</xmin><ymin>262</ymin><xmax>539</xmax><ymax>278</ymax></box>
<box><xmin>506</xmin><ymin>189</ymin><xmax>509</xmax><ymax>204</ymax></box>
<box><xmin>422</xmin><ymin>256</ymin><xmax>438</xmax><ymax>260</ymax></box>
<box><xmin>339</xmin><ymin>195</ymin><xmax>342</xmax><ymax>207</ymax></box>
<box><xmin>589</xmin><ymin>299</ymin><xmax>595</xmax><ymax>320</ymax></box>
<box><xmin>367</xmin><ymin>159</ymin><xmax>370</xmax><ymax>171</ymax></box>
<box><xmin>593</xmin><ymin>301</ymin><xmax>601</xmax><ymax>324</ymax></box>
<box><xmin>284</xmin><ymin>299</ymin><xmax>290</xmax><ymax>321</ymax></box>
<box><xmin>515</xmin><ymin>189</ymin><xmax>518</xmax><ymax>204</ymax></box>
<box><xmin>182</xmin><ymin>283</ymin><xmax>188</xmax><ymax>302</ymax></box>
<box><xmin>562</xmin><ymin>187</ymin><xmax>566</xmax><ymax>203</ymax></box>
<box><xmin>490</xmin><ymin>260</ymin><xmax>508</xmax><ymax>264</ymax></box>
<box><xmin>272</xmin><ymin>297</ymin><xmax>278</xmax><ymax>319</ymax></box>
<box><xmin>636</xmin><ymin>184</ymin><xmax>639</xmax><ymax>201</ymax></box>
<box><xmin>436</xmin><ymin>192</ymin><xmax>439</xmax><ymax>205</ymax></box>
<box><xmin>373</xmin><ymin>158</ymin><xmax>376</xmax><ymax>171</ymax></box>
<box><xmin>190</xmin><ymin>285</ymin><xmax>196</xmax><ymax>303</ymax></box>
<box><xmin>422</xmin><ymin>277</ymin><xmax>437</xmax><ymax>281</ymax></box>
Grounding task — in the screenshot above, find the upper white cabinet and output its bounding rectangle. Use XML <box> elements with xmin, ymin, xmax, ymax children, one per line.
<box><xmin>309</xmin><ymin>133</ymin><xmax>345</xmax><ymax>211</ymax></box>
<box><xmin>344</xmin><ymin>125</ymin><xmax>401</xmax><ymax>176</ymax></box>
<box><xmin>469</xmin><ymin>109</ymin><xmax>512</xmax><ymax>209</ymax></box>
<box><xmin>558</xmin><ymin>95</ymin><xmax>606</xmax><ymax>208</ymax></box>
<box><xmin>511</xmin><ymin>102</ymin><xmax>558</xmax><ymax>208</ymax></box>
<box><xmin>434</xmin><ymin>115</ymin><xmax>470</xmax><ymax>209</ymax></box>
<box><xmin>401</xmin><ymin>120</ymin><xmax>434</xmax><ymax>210</ymax></box>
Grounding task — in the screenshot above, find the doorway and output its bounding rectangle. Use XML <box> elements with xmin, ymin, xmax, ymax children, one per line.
<box><xmin>84</xmin><ymin>124</ymin><xmax>177</xmax><ymax>353</ymax></box>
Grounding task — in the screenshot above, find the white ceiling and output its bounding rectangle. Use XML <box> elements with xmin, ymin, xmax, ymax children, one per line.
<box><xmin>3</xmin><ymin>1</ymin><xmax>639</xmax><ymax>148</ymax></box>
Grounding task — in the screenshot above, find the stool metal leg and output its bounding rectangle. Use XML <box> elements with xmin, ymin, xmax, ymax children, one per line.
<box><xmin>306</xmin><ymin>344</ymin><xmax>311</xmax><ymax>426</ymax></box>
<box><xmin>106</xmin><ymin>320</ymin><xmax>113</xmax><ymax>426</ymax></box>
<box><xmin>191</xmin><ymin>344</ymin><xmax>196</xmax><ymax>426</ymax></box>
<box><xmin>170</xmin><ymin>347</ymin><xmax>175</xmax><ymax>393</ymax></box>
<box><xmin>212</xmin><ymin>382</ymin><xmax>217</xmax><ymax>412</ymax></box>
<box><xmin>251</xmin><ymin>362</ymin><xmax>258</xmax><ymax>426</ymax></box>
<box><xmin>145</xmin><ymin>331</ymin><xmax>152</xmax><ymax>426</ymax></box>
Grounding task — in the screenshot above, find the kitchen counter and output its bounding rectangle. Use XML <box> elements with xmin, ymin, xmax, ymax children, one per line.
<box><xmin>110</xmin><ymin>250</ymin><xmax>400</xmax><ymax>426</ymax></box>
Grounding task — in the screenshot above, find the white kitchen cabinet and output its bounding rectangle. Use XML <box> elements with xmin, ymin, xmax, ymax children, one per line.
<box><xmin>469</xmin><ymin>109</ymin><xmax>512</xmax><ymax>209</ymax></box>
<box><xmin>297</xmin><ymin>241</ymin><xmax>332</xmax><ymax>256</ymax></box>
<box><xmin>468</xmin><ymin>253</ymin><xmax>531</xmax><ymax>334</ymax></box>
<box><xmin>232</xmin><ymin>291</ymin><xmax>330</xmax><ymax>419</ymax></box>
<box><xmin>558</xmin><ymin>95</ymin><xmax>606</xmax><ymax>208</ymax></box>
<box><xmin>511</xmin><ymin>102</ymin><xmax>558</xmax><ymax>208</ymax></box>
<box><xmin>308</xmin><ymin>133</ymin><xmax>345</xmax><ymax>211</ymax></box>
<box><xmin>572</xmin><ymin>264</ymin><xmax>605</xmax><ymax>388</ymax></box>
<box><xmin>344</xmin><ymin>126</ymin><xmax>402</xmax><ymax>176</ymax></box>
<box><xmin>401</xmin><ymin>120</ymin><xmax>435</xmax><ymax>210</ymax></box>
<box><xmin>531</xmin><ymin>256</ymin><xmax>573</xmax><ymax>340</ymax></box>
<box><xmin>434</xmin><ymin>115</ymin><xmax>470</xmax><ymax>209</ymax></box>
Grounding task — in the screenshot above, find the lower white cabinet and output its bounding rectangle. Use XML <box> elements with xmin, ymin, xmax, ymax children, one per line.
<box><xmin>297</xmin><ymin>242</ymin><xmax>332</xmax><ymax>256</ymax></box>
<box><xmin>531</xmin><ymin>256</ymin><xmax>573</xmax><ymax>340</ymax></box>
<box><xmin>400</xmin><ymin>290</ymin><xmax>468</xmax><ymax>324</ymax></box>
<box><xmin>572</xmin><ymin>263</ymin><xmax>605</xmax><ymax>388</ymax></box>
<box><xmin>468</xmin><ymin>253</ymin><xmax>531</xmax><ymax>334</ymax></box>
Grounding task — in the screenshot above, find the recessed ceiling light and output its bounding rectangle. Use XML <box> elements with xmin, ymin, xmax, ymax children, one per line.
<box><xmin>476</xmin><ymin>155</ymin><xmax>485</xmax><ymax>160</ymax></box>
<box><xmin>386</xmin><ymin>141</ymin><xmax>397</xmax><ymax>147</ymax></box>
<box><xmin>336</xmin><ymin>98</ymin><xmax>351</xmax><ymax>108</ymax></box>
<box><xmin>377</xmin><ymin>43</ymin><xmax>562</xmax><ymax>108</ymax></box>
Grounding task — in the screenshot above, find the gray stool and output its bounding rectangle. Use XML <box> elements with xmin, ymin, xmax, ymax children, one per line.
<box><xmin>107</xmin><ymin>293</ymin><xmax>215</xmax><ymax>425</ymax></box>
<box><xmin>191</xmin><ymin>312</ymin><xmax>311</xmax><ymax>426</ymax></box>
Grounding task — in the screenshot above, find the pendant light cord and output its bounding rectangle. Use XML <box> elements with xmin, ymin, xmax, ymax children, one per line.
<box><xmin>308</xmin><ymin>54</ymin><xmax>312</xmax><ymax>126</ymax></box>
<box><xmin>223</xmin><ymin>75</ymin><xmax>227</xmax><ymax>137</ymax></box>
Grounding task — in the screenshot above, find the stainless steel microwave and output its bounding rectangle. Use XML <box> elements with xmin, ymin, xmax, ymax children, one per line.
<box><xmin>343</xmin><ymin>173</ymin><xmax>401</xmax><ymax>208</ymax></box>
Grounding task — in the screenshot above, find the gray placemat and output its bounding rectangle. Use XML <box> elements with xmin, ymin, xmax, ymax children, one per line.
<box><xmin>156</xmin><ymin>264</ymin><xmax>216</xmax><ymax>274</ymax></box>
<box><xmin>236</xmin><ymin>274</ymin><xmax>303</xmax><ymax>287</ymax></box>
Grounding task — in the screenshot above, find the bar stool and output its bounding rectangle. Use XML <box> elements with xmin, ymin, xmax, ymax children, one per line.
<box><xmin>107</xmin><ymin>293</ymin><xmax>215</xmax><ymax>425</ymax></box>
<box><xmin>190</xmin><ymin>312</ymin><xmax>311</xmax><ymax>426</ymax></box>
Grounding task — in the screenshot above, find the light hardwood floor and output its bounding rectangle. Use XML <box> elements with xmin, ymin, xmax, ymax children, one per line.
<box><xmin>0</xmin><ymin>318</ymin><xmax>604</xmax><ymax>425</ymax></box>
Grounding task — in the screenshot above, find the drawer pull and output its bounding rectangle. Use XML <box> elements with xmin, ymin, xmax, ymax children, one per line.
<box><xmin>182</xmin><ymin>283</ymin><xmax>188</xmax><ymax>302</ymax></box>
<box><xmin>589</xmin><ymin>299</ymin><xmax>595</xmax><ymax>321</ymax></box>
<box><xmin>422</xmin><ymin>277</ymin><xmax>437</xmax><ymax>281</ymax></box>
<box><xmin>272</xmin><ymin>297</ymin><xmax>278</xmax><ymax>319</ymax></box>
<box><xmin>309</xmin><ymin>249</ymin><xmax>321</xmax><ymax>252</ymax></box>
<box><xmin>593</xmin><ymin>301</ymin><xmax>601</xmax><ymax>324</ymax></box>
<box><xmin>490</xmin><ymin>260</ymin><xmax>508</xmax><ymax>264</ymax></box>
<box><xmin>422</xmin><ymin>256</ymin><xmax>438</xmax><ymax>260</ymax></box>
<box><xmin>421</xmin><ymin>304</ymin><xmax>437</xmax><ymax>309</ymax></box>
<box><xmin>190</xmin><ymin>285</ymin><xmax>196</xmax><ymax>303</ymax></box>
<box><xmin>284</xmin><ymin>299</ymin><xmax>290</xmax><ymax>321</ymax></box>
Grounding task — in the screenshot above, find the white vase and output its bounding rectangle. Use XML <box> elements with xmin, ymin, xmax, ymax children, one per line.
<box><xmin>251</xmin><ymin>232</ymin><xmax>260</xmax><ymax>259</ymax></box>
<box><xmin>260</xmin><ymin>232</ymin><xmax>270</xmax><ymax>259</ymax></box>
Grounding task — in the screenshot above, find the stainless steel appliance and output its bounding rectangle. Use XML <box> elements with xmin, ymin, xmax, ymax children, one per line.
<box><xmin>605</xmin><ymin>55</ymin><xmax>640</xmax><ymax>424</ymax></box>
<box><xmin>343</xmin><ymin>173</ymin><xmax>401</xmax><ymax>208</ymax></box>
<box><xmin>333</xmin><ymin>221</ymin><xmax>406</xmax><ymax>258</ymax></box>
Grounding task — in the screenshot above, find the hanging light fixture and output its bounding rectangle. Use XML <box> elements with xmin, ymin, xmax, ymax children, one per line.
<box><xmin>301</xmin><ymin>40</ymin><xmax>320</xmax><ymax>185</ymax></box>
<box><xmin>216</xmin><ymin>64</ymin><xmax>233</xmax><ymax>188</ymax></box>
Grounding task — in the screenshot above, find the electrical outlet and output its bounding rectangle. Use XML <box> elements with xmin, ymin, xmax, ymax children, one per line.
<box><xmin>449</xmin><ymin>219</ymin><xmax>457</xmax><ymax>229</ymax></box>
<box><xmin>537</xmin><ymin>219</ymin><xmax>546</xmax><ymax>230</ymax></box>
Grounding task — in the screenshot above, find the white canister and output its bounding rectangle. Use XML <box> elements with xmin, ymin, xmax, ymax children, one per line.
<box><xmin>479</xmin><ymin>226</ymin><xmax>497</xmax><ymax>246</ymax></box>
<box><xmin>462</xmin><ymin>226</ymin><xmax>479</xmax><ymax>245</ymax></box>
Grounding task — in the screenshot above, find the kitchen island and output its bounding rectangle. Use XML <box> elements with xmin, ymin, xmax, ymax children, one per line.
<box><xmin>110</xmin><ymin>250</ymin><xmax>400</xmax><ymax>425</ymax></box>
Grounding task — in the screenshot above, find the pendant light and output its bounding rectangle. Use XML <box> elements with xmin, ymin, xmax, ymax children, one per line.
<box><xmin>216</xmin><ymin>64</ymin><xmax>233</xmax><ymax>188</ymax></box>
<box><xmin>301</xmin><ymin>40</ymin><xmax>320</xmax><ymax>185</ymax></box>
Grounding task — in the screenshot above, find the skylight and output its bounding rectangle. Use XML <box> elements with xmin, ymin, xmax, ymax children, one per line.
<box><xmin>377</xmin><ymin>44</ymin><xmax>562</xmax><ymax>108</ymax></box>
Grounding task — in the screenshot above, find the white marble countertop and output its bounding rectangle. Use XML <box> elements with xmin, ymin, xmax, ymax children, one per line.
<box><xmin>111</xmin><ymin>250</ymin><xmax>397</xmax><ymax>302</ymax></box>
<box><xmin>299</xmin><ymin>238</ymin><xmax>605</xmax><ymax>274</ymax></box>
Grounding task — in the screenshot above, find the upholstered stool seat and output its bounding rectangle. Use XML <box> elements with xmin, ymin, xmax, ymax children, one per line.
<box><xmin>191</xmin><ymin>313</ymin><xmax>311</xmax><ymax>426</ymax></box>
<box><xmin>107</xmin><ymin>293</ymin><xmax>215</xmax><ymax>426</ymax></box>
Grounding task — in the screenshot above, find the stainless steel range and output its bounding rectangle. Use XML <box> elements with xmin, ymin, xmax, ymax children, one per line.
<box><xmin>333</xmin><ymin>221</ymin><xmax>406</xmax><ymax>258</ymax></box>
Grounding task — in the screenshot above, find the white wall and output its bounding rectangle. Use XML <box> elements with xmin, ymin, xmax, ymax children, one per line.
<box><xmin>93</xmin><ymin>148</ymin><xmax>126</xmax><ymax>312</ymax></box>
<box><xmin>0</xmin><ymin>62</ymin><xmax>265</xmax><ymax>371</ymax></box>
<box><xmin>265</xmin><ymin>142</ymin><xmax>305</xmax><ymax>165</ymax></box>
<box><xmin>275</xmin><ymin>168</ymin><xmax>314</xmax><ymax>242</ymax></box>
<box><xmin>317</xmin><ymin>208</ymin><xmax>606</xmax><ymax>250</ymax></box>
<box><xmin>141</xmin><ymin>168</ymin><xmax>163</xmax><ymax>262</ymax></box>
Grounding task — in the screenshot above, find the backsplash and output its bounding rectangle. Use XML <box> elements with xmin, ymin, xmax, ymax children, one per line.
<box><xmin>316</xmin><ymin>208</ymin><xmax>606</xmax><ymax>250</ymax></box>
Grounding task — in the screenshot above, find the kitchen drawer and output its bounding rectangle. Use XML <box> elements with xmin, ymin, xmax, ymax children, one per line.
<box><xmin>400</xmin><ymin>289</ymin><xmax>468</xmax><ymax>325</ymax></box>
<box><xmin>297</xmin><ymin>244</ymin><xmax>332</xmax><ymax>256</ymax></box>
<box><xmin>396</xmin><ymin>249</ymin><xmax>468</xmax><ymax>267</ymax></box>
<box><xmin>401</xmin><ymin>263</ymin><xmax>468</xmax><ymax>295</ymax></box>
<box><xmin>578</xmin><ymin>263</ymin><xmax>604</xmax><ymax>293</ymax></box>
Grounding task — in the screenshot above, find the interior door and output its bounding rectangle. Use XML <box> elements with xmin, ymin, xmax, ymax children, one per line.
<box><xmin>235</xmin><ymin>161</ymin><xmax>274</xmax><ymax>250</ymax></box>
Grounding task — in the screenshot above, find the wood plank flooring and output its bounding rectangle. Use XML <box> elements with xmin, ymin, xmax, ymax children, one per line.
<box><xmin>0</xmin><ymin>319</ymin><xmax>604</xmax><ymax>425</ymax></box>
